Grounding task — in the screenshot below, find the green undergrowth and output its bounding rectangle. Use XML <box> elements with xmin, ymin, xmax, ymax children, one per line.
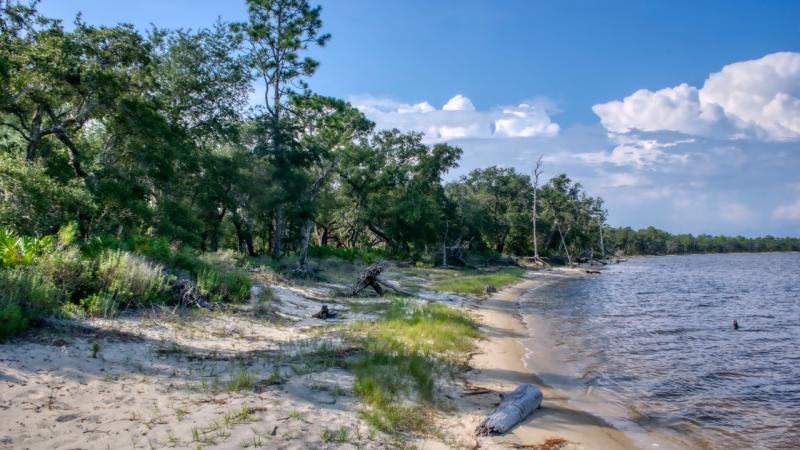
<box><xmin>0</xmin><ymin>225</ymin><xmax>253</xmax><ymax>339</ymax></box>
<box><xmin>429</xmin><ymin>267</ymin><xmax>526</xmax><ymax>295</ymax></box>
<box><xmin>346</xmin><ymin>299</ymin><xmax>479</xmax><ymax>435</ymax></box>
<box><xmin>306</xmin><ymin>245</ymin><xmax>391</xmax><ymax>264</ymax></box>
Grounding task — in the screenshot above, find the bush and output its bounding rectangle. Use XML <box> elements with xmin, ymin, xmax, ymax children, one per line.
<box><xmin>95</xmin><ymin>250</ymin><xmax>169</xmax><ymax>309</ymax></box>
<box><xmin>0</xmin><ymin>227</ymin><xmax>53</xmax><ymax>268</ymax></box>
<box><xmin>0</xmin><ymin>302</ymin><xmax>28</xmax><ymax>340</ymax></box>
<box><xmin>0</xmin><ymin>268</ymin><xmax>59</xmax><ymax>339</ymax></box>
<box><xmin>82</xmin><ymin>234</ymin><xmax>120</xmax><ymax>258</ymax></box>
<box><xmin>38</xmin><ymin>247</ymin><xmax>93</xmax><ymax>302</ymax></box>
<box><xmin>79</xmin><ymin>292</ymin><xmax>120</xmax><ymax>318</ymax></box>
<box><xmin>197</xmin><ymin>266</ymin><xmax>251</xmax><ymax>303</ymax></box>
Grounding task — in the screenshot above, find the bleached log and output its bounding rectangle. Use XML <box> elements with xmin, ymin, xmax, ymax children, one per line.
<box><xmin>475</xmin><ymin>384</ymin><xmax>543</xmax><ymax>436</ymax></box>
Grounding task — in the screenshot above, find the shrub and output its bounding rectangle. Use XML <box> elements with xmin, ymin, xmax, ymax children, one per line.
<box><xmin>56</xmin><ymin>222</ymin><xmax>79</xmax><ymax>247</ymax></box>
<box><xmin>0</xmin><ymin>227</ymin><xmax>53</xmax><ymax>268</ymax></box>
<box><xmin>127</xmin><ymin>235</ymin><xmax>173</xmax><ymax>263</ymax></box>
<box><xmin>197</xmin><ymin>266</ymin><xmax>250</xmax><ymax>303</ymax></box>
<box><xmin>95</xmin><ymin>250</ymin><xmax>169</xmax><ymax>308</ymax></box>
<box><xmin>0</xmin><ymin>268</ymin><xmax>59</xmax><ymax>338</ymax></box>
<box><xmin>79</xmin><ymin>292</ymin><xmax>119</xmax><ymax>318</ymax></box>
<box><xmin>0</xmin><ymin>302</ymin><xmax>28</xmax><ymax>340</ymax></box>
<box><xmin>82</xmin><ymin>234</ymin><xmax>120</xmax><ymax>258</ymax></box>
<box><xmin>38</xmin><ymin>246</ymin><xmax>93</xmax><ymax>302</ymax></box>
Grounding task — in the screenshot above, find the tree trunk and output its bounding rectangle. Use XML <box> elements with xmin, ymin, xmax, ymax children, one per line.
<box><xmin>54</xmin><ymin>129</ymin><xmax>88</xmax><ymax>178</ymax></box>
<box><xmin>532</xmin><ymin>156</ymin><xmax>543</xmax><ymax>259</ymax></box>
<box><xmin>211</xmin><ymin>208</ymin><xmax>226</xmax><ymax>252</ymax></box>
<box><xmin>599</xmin><ymin>224</ymin><xmax>606</xmax><ymax>258</ymax></box>
<box><xmin>245</xmin><ymin>220</ymin><xmax>256</xmax><ymax>257</ymax></box>
<box><xmin>556</xmin><ymin>221</ymin><xmax>572</xmax><ymax>265</ymax></box>
<box><xmin>298</xmin><ymin>219</ymin><xmax>313</xmax><ymax>269</ymax></box>
<box><xmin>232</xmin><ymin>218</ymin><xmax>246</xmax><ymax>254</ymax></box>
<box><xmin>321</xmin><ymin>226</ymin><xmax>329</xmax><ymax>246</ymax></box>
<box><xmin>271</xmin><ymin>205</ymin><xmax>283</xmax><ymax>259</ymax></box>
<box><xmin>26</xmin><ymin>107</ymin><xmax>43</xmax><ymax>161</ymax></box>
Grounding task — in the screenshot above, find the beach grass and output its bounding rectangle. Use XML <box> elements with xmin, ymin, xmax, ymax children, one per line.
<box><xmin>429</xmin><ymin>267</ymin><xmax>526</xmax><ymax>295</ymax></box>
<box><xmin>347</xmin><ymin>298</ymin><xmax>478</xmax><ymax>434</ymax></box>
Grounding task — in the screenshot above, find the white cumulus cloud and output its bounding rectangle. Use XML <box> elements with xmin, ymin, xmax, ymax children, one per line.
<box><xmin>772</xmin><ymin>200</ymin><xmax>800</xmax><ymax>220</ymax></box>
<box><xmin>350</xmin><ymin>94</ymin><xmax>559</xmax><ymax>142</ymax></box>
<box><xmin>593</xmin><ymin>52</ymin><xmax>800</xmax><ymax>141</ymax></box>
<box><xmin>574</xmin><ymin>136</ymin><xmax>691</xmax><ymax>169</ymax></box>
<box><xmin>442</xmin><ymin>94</ymin><xmax>475</xmax><ymax>112</ymax></box>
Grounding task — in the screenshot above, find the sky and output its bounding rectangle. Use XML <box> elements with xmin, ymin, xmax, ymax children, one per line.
<box><xmin>39</xmin><ymin>0</ymin><xmax>800</xmax><ymax>237</ymax></box>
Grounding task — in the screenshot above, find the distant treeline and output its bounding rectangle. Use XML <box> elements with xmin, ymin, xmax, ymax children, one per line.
<box><xmin>604</xmin><ymin>227</ymin><xmax>800</xmax><ymax>256</ymax></box>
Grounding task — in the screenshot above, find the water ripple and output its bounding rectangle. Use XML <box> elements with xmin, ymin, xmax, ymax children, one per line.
<box><xmin>520</xmin><ymin>253</ymin><xmax>800</xmax><ymax>450</ymax></box>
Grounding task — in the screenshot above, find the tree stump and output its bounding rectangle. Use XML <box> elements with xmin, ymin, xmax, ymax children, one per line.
<box><xmin>484</xmin><ymin>284</ymin><xmax>498</xmax><ymax>294</ymax></box>
<box><xmin>312</xmin><ymin>305</ymin><xmax>337</xmax><ymax>319</ymax></box>
<box><xmin>475</xmin><ymin>384</ymin><xmax>543</xmax><ymax>436</ymax></box>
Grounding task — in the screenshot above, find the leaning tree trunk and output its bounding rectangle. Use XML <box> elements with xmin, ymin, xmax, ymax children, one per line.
<box><xmin>555</xmin><ymin>221</ymin><xmax>572</xmax><ymax>265</ymax></box>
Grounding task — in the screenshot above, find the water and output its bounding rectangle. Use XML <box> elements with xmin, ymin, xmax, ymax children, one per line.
<box><xmin>519</xmin><ymin>253</ymin><xmax>800</xmax><ymax>450</ymax></box>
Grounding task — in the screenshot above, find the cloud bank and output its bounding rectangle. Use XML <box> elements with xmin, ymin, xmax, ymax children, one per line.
<box><xmin>350</xmin><ymin>94</ymin><xmax>559</xmax><ymax>142</ymax></box>
<box><xmin>593</xmin><ymin>52</ymin><xmax>800</xmax><ymax>141</ymax></box>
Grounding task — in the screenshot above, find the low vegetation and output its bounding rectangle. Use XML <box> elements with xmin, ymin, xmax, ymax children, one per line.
<box><xmin>430</xmin><ymin>267</ymin><xmax>526</xmax><ymax>295</ymax></box>
<box><xmin>347</xmin><ymin>299</ymin><xmax>479</xmax><ymax>434</ymax></box>
<box><xmin>0</xmin><ymin>225</ymin><xmax>253</xmax><ymax>339</ymax></box>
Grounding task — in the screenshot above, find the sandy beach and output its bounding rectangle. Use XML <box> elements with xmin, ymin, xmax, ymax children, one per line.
<box><xmin>0</xmin><ymin>267</ymin><xmax>675</xmax><ymax>450</ymax></box>
<box><xmin>442</xmin><ymin>271</ymin><xmax>644</xmax><ymax>450</ymax></box>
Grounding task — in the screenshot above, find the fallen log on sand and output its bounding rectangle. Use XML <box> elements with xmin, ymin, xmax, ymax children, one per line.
<box><xmin>351</xmin><ymin>262</ymin><xmax>388</xmax><ymax>296</ymax></box>
<box><xmin>475</xmin><ymin>384</ymin><xmax>543</xmax><ymax>436</ymax></box>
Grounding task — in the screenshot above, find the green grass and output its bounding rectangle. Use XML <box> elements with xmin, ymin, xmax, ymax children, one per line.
<box><xmin>347</xmin><ymin>299</ymin><xmax>478</xmax><ymax>435</ymax></box>
<box><xmin>0</xmin><ymin>267</ymin><xmax>59</xmax><ymax>339</ymax></box>
<box><xmin>197</xmin><ymin>266</ymin><xmax>251</xmax><ymax>303</ymax></box>
<box><xmin>227</xmin><ymin>364</ymin><xmax>255</xmax><ymax>391</ymax></box>
<box><xmin>429</xmin><ymin>267</ymin><xmax>526</xmax><ymax>295</ymax></box>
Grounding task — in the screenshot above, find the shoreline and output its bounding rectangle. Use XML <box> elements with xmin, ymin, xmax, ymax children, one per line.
<box><xmin>459</xmin><ymin>270</ymin><xmax>654</xmax><ymax>449</ymax></box>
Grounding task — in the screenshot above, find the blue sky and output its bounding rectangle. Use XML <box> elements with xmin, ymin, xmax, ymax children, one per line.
<box><xmin>40</xmin><ymin>0</ymin><xmax>800</xmax><ymax>237</ymax></box>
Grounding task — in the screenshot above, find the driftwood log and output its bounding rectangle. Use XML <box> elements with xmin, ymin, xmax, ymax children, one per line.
<box><xmin>475</xmin><ymin>384</ymin><xmax>543</xmax><ymax>436</ymax></box>
<box><xmin>350</xmin><ymin>262</ymin><xmax>413</xmax><ymax>297</ymax></box>
<box><xmin>351</xmin><ymin>262</ymin><xmax>388</xmax><ymax>296</ymax></box>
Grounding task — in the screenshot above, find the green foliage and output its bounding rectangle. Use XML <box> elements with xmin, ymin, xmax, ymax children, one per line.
<box><xmin>37</xmin><ymin>246</ymin><xmax>92</xmax><ymax>302</ymax></box>
<box><xmin>0</xmin><ymin>301</ymin><xmax>28</xmax><ymax>340</ymax></box>
<box><xmin>446</xmin><ymin>167</ymin><xmax>534</xmax><ymax>255</ymax></box>
<box><xmin>430</xmin><ymin>267</ymin><xmax>526</xmax><ymax>295</ymax></box>
<box><xmin>95</xmin><ymin>250</ymin><xmax>169</xmax><ymax>309</ymax></box>
<box><xmin>0</xmin><ymin>156</ymin><xmax>92</xmax><ymax>236</ymax></box>
<box><xmin>79</xmin><ymin>292</ymin><xmax>120</xmax><ymax>318</ymax></box>
<box><xmin>197</xmin><ymin>266</ymin><xmax>251</xmax><ymax>303</ymax></box>
<box><xmin>0</xmin><ymin>227</ymin><xmax>53</xmax><ymax>268</ymax></box>
<box><xmin>306</xmin><ymin>245</ymin><xmax>389</xmax><ymax>263</ymax></box>
<box><xmin>0</xmin><ymin>268</ymin><xmax>58</xmax><ymax>338</ymax></box>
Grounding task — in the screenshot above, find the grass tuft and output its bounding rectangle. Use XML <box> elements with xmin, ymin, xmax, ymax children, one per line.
<box><xmin>429</xmin><ymin>267</ymin><xmax>525</xmax><ymax>295</ymax></box>
<box><xmin>347</xmin><ymin>299</ymin><xmax>478</xmax><ymax>434</ymax></box>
